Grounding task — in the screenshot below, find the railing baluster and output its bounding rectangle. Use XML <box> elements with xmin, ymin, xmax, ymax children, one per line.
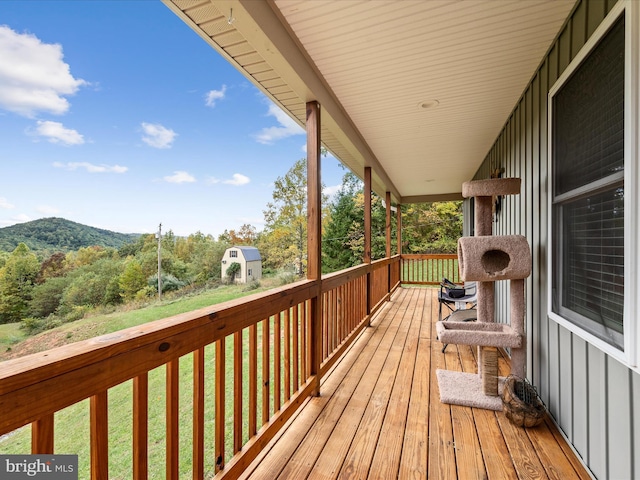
<box><xmin>323</xmin><ymin>292</ymin><xmax>329</xmax><ymax>359</ymax></box>
<box><xmin>333</xmin><ymin>289</ymin><xmax>339</xmax><ymax>350</ymax></box>
<box><xmin>284</xmin><ymin>308</ymin><xmax>291</xmax><ymax>401</ymax></box>
<box><xmin>300</xmin><ymin>303</ymin><xmax>307</xmax><ymax>381</ymax></box>
<box><xmin>292</xmin><ymin>305</ymin><xmax>299</xmax><ymax>391</ymax></box>
<box><xmin>249</xmin><ymin>324</ymin><xmax>258</xmax><ymax>437</ymax></box>
<box><xmin>31</xmin><ymin>414</ymin><xmax>53</xmax><ymax>454</ymax></box>
<box><xmin>262</xmin><ymin>318</ymin><xmax>270</xmax><ymax>425</ymax></box>
<box><xmin>215</xmin><ymin>338</ymin><xmax>225</xmax><ymax>472</ymax></box>
<box><xmin>133</xmin><ymin>374</ymin><xmax>148</xmax><ymax>480</ymax></box>
<box><xmin>274</xmin><ymin>314</ymin><xmax>281</xmax><ymax>412</ymax></box>
<box><xmin>90</xmin><ymin>391</ymin><xmax>108</xmax><ymax>480</ymax></box>
<box><xmin>234</xmin><ymin>332</ymin><xmax>243</xmax><ymax>453</ymax></box>
<box><xmin>166</xmin><ymin>359</ymin><xmax>179</xmax><ymax>480</ymax></box>
<box><xmin>193</xmin><ymin>349</ymin><xmax>205</xmax><ymax>478</ymax></box>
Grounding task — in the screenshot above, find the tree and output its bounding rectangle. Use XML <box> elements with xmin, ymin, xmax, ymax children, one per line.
<box><xmin>343</xmin><ymin>192</ymin><xmax>393</xmax><ymax>261</ymax></box>
<box><xmin>57</xmin><ymin>257</ymin><xmax>125</xmax><ymax>313</ymax></box>
<box><xmin>119</xmin><ymin>260</ymin><xmax>147</xmax><ymax>301</ymax></box>
<box><xmin>322</xmin><ymin>172</ymin><xmax>363</xmax><ymax>272</ymax></box>
<box><xmin>226</xmin><ymin>262</ymin><xmax>241</xmax><ymax>283</ymax></box>
<box><xmin>176</xmin><ymin>232</ymin><xmax>227</xmax><ymax>284</ymax></box>
<box><xmin>0</xmin><ymin>243</ymin><xmax>41</xmax><ymax>323</ymax></box>
<box><xmin>260</xmin><ymin>158</ymin><xmax>327</xmax><ymax>277</ymax></box>
<box><xmin>402</xmin><ymin>201</ymin><xmax>462</xmax><ymax>253</ymax></box>
<box><xmin>37</xmin><ymin>252</ymin><xmax>68</xmax><ymax>283</ymax></box>
<box><xmin>219</xmin><ymin>224</ymin><xmax>257</xmax><ymax>246</ymax></box>
<box><xmin>29</xmin><ymin>276</ymin><xmax>70</xmax><ymax>318</ymax></box>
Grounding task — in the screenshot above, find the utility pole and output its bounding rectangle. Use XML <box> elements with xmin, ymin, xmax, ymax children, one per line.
<box><xmin>157</xmin><ymin>222</ymin><xmax>162</xmax><ymax>300</ymax></box>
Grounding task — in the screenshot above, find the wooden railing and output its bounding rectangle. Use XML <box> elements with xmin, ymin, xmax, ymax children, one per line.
<box><xmin>0</xmin><ymin>256</ymin><xmax>401</xmax><ymax>479</ymax></box>
<box><xmin>400</xmin><ymin>253</ymin><xmax>460</xmax><ymax>285</ymax></box>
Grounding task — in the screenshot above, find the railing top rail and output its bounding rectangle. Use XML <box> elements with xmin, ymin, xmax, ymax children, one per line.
<box><xmin>400</xmin><ymin>253</ymin><xmax>458</xmax><ymax>259</ymax></box>
<box><xmin>0</xmin><ymin>279</ymin><xmax>317</xmax><ymax>392</ymax></box>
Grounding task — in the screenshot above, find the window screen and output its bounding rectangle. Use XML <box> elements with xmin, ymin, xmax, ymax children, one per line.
<box><xmin>553</xmin><ymin>16</ymin><xmax>625</xmax><ymax>196</ymax></box>
<box><xmin>551</xmin><ymin>16</ymin><xmax>625</xmax><ymax>349</ymax></box>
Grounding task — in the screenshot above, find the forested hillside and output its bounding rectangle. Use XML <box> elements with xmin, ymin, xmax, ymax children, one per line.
<box><xmin>0</xmin><ymin>217</ymin><xmax>139</xmax><ymax>253</ymax></box>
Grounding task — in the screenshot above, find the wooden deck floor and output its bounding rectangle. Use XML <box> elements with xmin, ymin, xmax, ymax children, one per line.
<box><xmin>238</xmin><ymin>287</ymin><xmax>591</xmax><ymax>480</ymax></box>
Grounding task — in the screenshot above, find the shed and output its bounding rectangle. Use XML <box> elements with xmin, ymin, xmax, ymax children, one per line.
<box><xmin>221</xmin><ymin>246</ymin><xmax>262</xmax><ymax>284</ymax></box>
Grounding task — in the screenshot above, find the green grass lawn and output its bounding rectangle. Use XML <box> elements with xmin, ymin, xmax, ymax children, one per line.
<box><xmin>0</xmin><ymin>322</ymin><xmax>25</xmax><ymax>352</ymax></box>
<box><xmin>0</xmin><ymin>279</ymin><xmax>287</xmax><ymax>479</ymax></box>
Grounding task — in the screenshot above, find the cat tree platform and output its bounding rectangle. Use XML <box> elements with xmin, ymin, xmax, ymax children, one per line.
<box><xmin>436</xmin><ymin>321</ymin><xmax>522</xmax><ymax>348</ymax></box>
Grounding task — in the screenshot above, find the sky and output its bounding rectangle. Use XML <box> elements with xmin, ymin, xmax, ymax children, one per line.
<box><xmin>0</xmin><ymin>1</ymin><xmax>345</xmax><ymax>237</ymax></box>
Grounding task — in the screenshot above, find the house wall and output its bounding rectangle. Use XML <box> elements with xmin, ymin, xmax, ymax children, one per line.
<box><xmin>473</xmin><ymin>1</ymin><xmax>640</xmax><ymax>478</ymax></box>
<box><xmin>221</xmin><ymin>248</ymin><xmax>247</xmax><ymax>283</ymax></box>
<box><xmin>245</xmin><ymin>260</ymin><xmax>262</xmax><ymax>282</ymax></box>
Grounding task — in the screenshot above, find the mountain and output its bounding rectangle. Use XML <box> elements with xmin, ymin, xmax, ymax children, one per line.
<box><xmin>0</xmin><ymin>218</ymin><xmax>139</xmax><ymax>253</ymax></box>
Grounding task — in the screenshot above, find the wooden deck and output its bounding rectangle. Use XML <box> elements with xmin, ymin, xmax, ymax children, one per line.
<box><xmin>237</xmin><ymin>287</ymin><xmax>591</xmax><ymax>480</ymax></box>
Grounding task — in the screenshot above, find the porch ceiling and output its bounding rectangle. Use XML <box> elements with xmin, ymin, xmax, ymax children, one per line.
<box><xmin>164</xmin><ymin>0</ymin><xmax>576</xmax><ymax>204</ymax></box>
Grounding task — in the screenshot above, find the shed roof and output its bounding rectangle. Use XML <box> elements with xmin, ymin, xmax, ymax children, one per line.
<box><xmin>232</xmin><ymin>246</ymin><xmax>262</xmax><ymax>262</ymax></box>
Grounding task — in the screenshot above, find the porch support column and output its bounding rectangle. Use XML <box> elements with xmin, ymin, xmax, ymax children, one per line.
<box><xmin>397</xmin><ymin>203</ymin><xmax>402</xmax><ymax>286</ymax></box>
<box><xmin>397</xmin><ymin>204</ymin><xmax>402</xmax><ymax>255</ymax></box>
<box><xmin>385</xmin><ymin>191</ymin><xmax>392</xmax><ymax>259</ymax></box>
<box><xmin>364</xmin><ymin>167</ymin><xmax>372</xmax><ymax>264</ymax></box>
<box><xmin>306</xmin><ymin>101</ymin><xmax>322</xmax><ymax>396</ymax></box>
<box><xmin>364</xmin><ymin>167</ymin><xmax>372</xmax><ymax>324</ymax></box>
<box><xmin>385</xmin><ymin>191</ymin><xmax>392</xmax><ymax>294</ymax></box>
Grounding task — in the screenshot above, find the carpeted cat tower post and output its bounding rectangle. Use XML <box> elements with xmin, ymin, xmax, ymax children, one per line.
<box><xmin>435</xmin><ymin>178</ymin><xmax>531</xmax><ymax>411</ymax></box>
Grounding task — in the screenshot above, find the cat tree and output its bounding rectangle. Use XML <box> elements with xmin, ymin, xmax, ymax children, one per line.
<box><xmin>435</xmin><ymin>178</ymin><xmax>531</xmax><ymax>411</ymax></box>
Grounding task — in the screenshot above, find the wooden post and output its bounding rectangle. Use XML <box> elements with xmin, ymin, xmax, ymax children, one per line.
<box><xmin>385</xmin><ymin>191</ymin><xmax>392</xmax><ymax>259</ymax></box>
<box><xmin>193</xmin><ymin>351</ymin><xmax>205</xmax><ymax>479</ymax></box>
<box><xmin>364</xmin><ymin>167</ymin><xmax>372</xmax><ymax>324</ymax></box>
<box><xmin>307</xmin><ymin>101</ymin><xmax>322</xmax><ymax>396</ymax></box>
<box><xmin>364</xmin><ymin>167</ymin><xmax>372</xmax><ymax>265</ymax></box>
<box><xmin>397</xmin><ymin>204</ymin><xmax>402</xmax><ymax>284</ymax></box>
<box><xmin>166</xmin><ymin>360</ymin><xmax>179</xmax><ymax>480</ymax></box>
<box><xmin>31</xmin><ymin>414</ymin><xmax>54</xmax><ymax>454</ymax></box>
<box><xmin>133</xmin><ymin>374</ymin><xmax>148</xmax><ymax>480</ymax></box>
<box><xmin>397</xmin><ymin>204</ymin><xmax>402</xmax><ymax>255</ymax></box>
<box><xmin>90</xmin><ymin>391</ymin><xmax>108</xmax><ymax>480</ymax></box>
<box><xmin>385</xmin><ymin>191</ymin><xmax>392</xmax><ymax>294</ymax></box>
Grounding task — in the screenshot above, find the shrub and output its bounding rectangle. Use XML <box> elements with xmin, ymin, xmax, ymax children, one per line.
<box><xmin>243</xmin><ymin>280</ymin><xmax>261</xmax><ymax>291</ymax></box>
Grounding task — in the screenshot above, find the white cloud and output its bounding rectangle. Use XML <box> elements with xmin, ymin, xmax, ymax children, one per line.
<box><xmin>141</xmin><ymin>122</ymin><xmax>177</xmax><ymax>149</ymax></box>
<box><xmin>0</xmin><ymin>26</ymin><xmax>86</xmax><ymax>117</ymax></box>
<box><xmin>206</xmin><ymin>174</ymin><xmax>250</xmax><ymax>186</ymax></box>
<box><xmin>53</xmin><ymin>161</ymin><xmax>128</xmax><ymax>173</ymax></box>
<box><xmin>0</xmin><ymin>197</ymin><xmax>14</xmax><ymax>209</ymax></box>
<box><xmin>32</xmin><ymin>120</ymin><xmax>84</xmax><ymax>145</ymax></box>
<box><xmin>163</xmin><ymin>171</ymin><xmax>195</xmax><ymax>184</ymax></box>
<box><xmin>36</xmin><ymin>205</ymin><xmax>59</xmax><ymax>215</ymax></box>
<box><xmin>254</xmin><ymin>103</ymin><xmax>304</xmax><ymax>144</ymax></box>
<box><xmin>223</xmin><ymin>173</ymin><xmax>250</xmax><ymax>186</ymax></box>
<box><xmin>205</xmin><ymin>85</ymin><xmax>226</xmax><ymax>107</ymax></box>
<box><xmin>323</xmin><ymin>184</ymin><xmax>342</xmax><ymax>197</ymax></box>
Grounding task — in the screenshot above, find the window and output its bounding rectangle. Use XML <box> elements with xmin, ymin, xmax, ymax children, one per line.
<box><xmin>230</xmin><ymin>250</ymin><xmax>238</xmax><ymax>258</ymax></box>
<box><xmin>549</xmin><ymin>1</ymin><xmax>639</xmax><ymax>365</ymax></box>
<box><xmin>248</xmin><ymin>268</ymin><xmax>252</xmax><ymax>277</ymax></box>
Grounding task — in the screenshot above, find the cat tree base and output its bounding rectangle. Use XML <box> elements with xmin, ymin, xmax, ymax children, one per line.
<box><xmin>436</xmin><ymin>370</ymin><xmax>506</xmax><ymax>411</ymax></box>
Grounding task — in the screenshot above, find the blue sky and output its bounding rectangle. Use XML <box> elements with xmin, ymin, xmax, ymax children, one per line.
<box><xmin>0</xmin><ymin>1</ymin><xmax>344</xmax><ymax>237</ymax></box>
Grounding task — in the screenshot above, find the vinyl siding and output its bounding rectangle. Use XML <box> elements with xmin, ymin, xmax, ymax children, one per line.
<box><xmin>472</xmin><ymin>1</ymin><xmax>640</xmax><ymax>478</ymax></box>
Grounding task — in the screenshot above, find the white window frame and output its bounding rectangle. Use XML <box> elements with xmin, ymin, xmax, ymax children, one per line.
<box><xmin>548</xmin><ymin>0</ymin><xmax>640</xmax><ymax>370</ymax></box>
